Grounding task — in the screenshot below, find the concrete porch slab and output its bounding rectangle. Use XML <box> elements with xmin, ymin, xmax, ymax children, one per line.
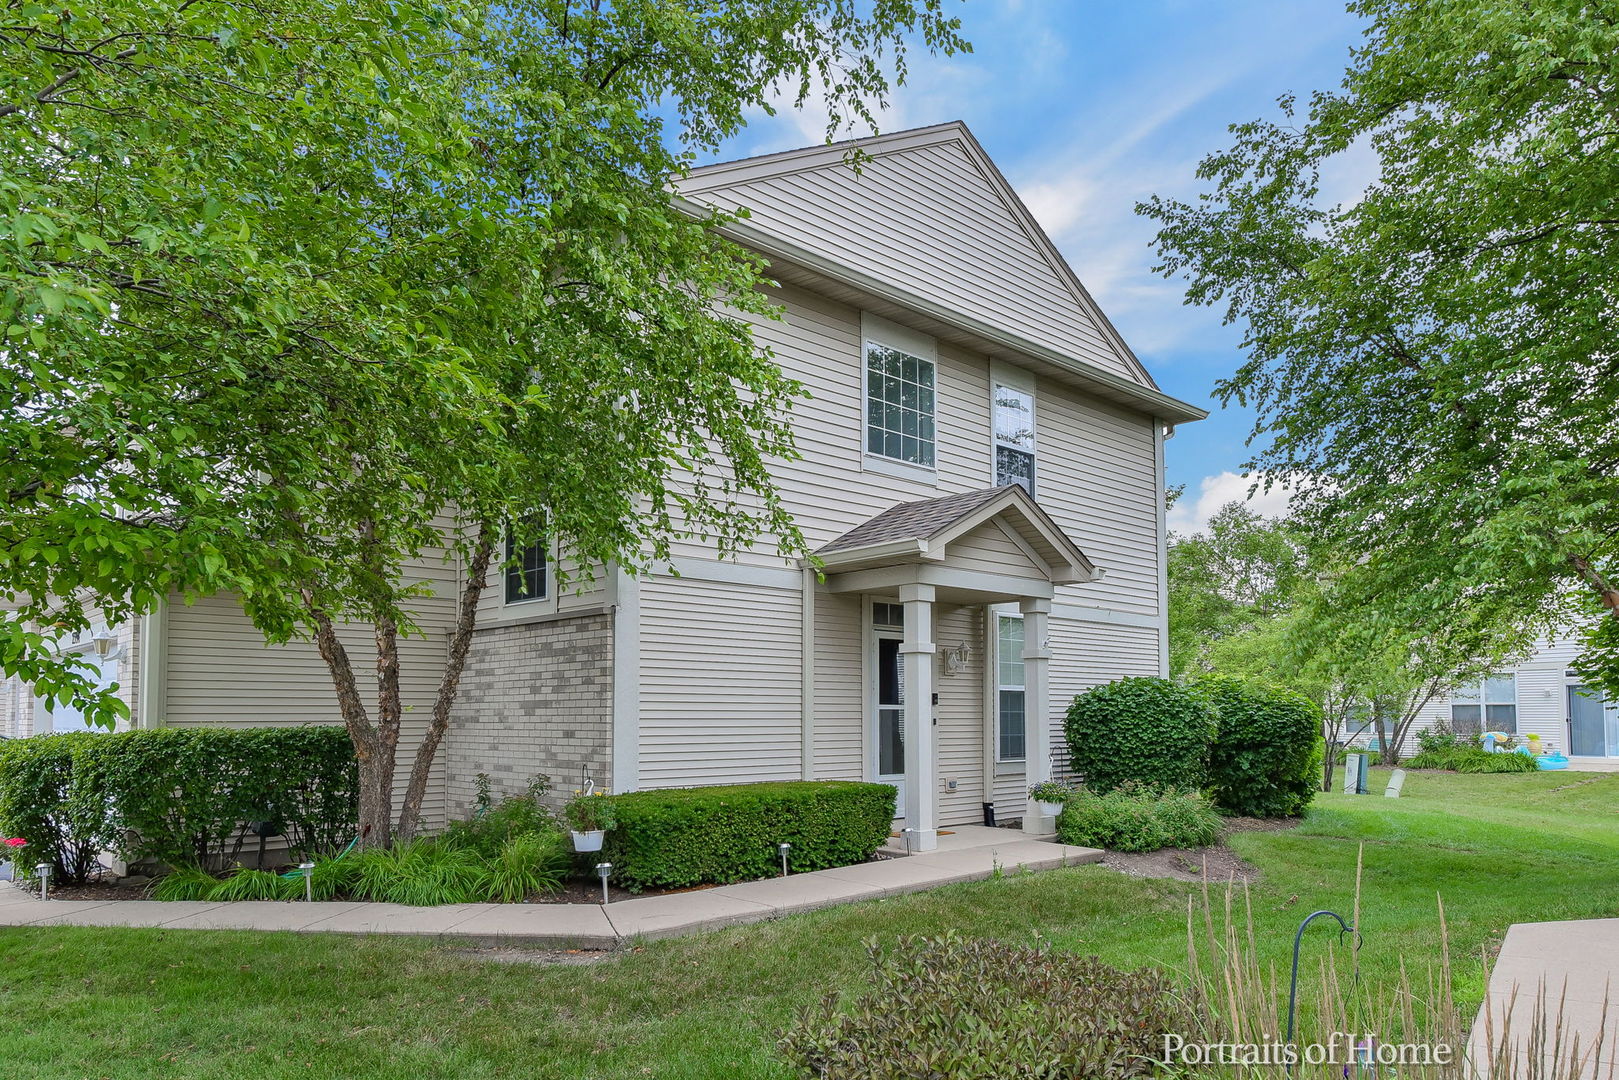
<box><xmin>1468</xmin><ymin>919</ymin><xmax>1619</xmax><ymax>1078</ymax></box>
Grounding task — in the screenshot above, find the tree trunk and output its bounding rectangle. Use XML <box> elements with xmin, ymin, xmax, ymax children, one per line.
<box><xmin>305</xmin><ymin>599</ymin><xmax>390</xmax><ymax>846</ymax></box>
<box><xmin>1570</xmin><ymin>553</ymin><xmax>1619</xmax><ymax>617</ymax></box>
<box><xmin>395</xmin><ymin>531</ymin><xmax>496</xmax><ymax>841</ymax></box>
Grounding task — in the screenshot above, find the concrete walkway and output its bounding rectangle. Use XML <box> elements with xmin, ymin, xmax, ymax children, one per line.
<box><xmin>0</xmin><ymin>827</ymin><xmax>1100</xmax><ymax>948</ymax></box>
<box><xmin>1470</xmin><ymin>919</ymin><xmax>1619</xmax><ymax>1078</ymax></box>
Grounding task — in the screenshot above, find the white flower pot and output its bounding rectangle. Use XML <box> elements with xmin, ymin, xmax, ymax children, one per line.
<box><xmin>571</xmin><ymin>830</ymin><xmax>605</xmax><ymax>852</ymax></box>
<box><xmin>1035</xmin><ymin>800</ymin><xmax>1066</xmax><ymax>817</ymax></box>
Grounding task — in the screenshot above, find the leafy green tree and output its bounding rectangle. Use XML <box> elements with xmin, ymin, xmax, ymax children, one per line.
<box><xmin>1167</xmin><ymin>502</ymin><xmax>1306</xmax><ymax>675</ymax></box>
<box><xmin>1</xmin><ymin>0</ymin><xmax>968</xmax><ymax>843</ymax></box>
<box><xmin>1142</xmin><ymin>0</ymin><xmax>1616</xmax><ymax>692</ymax></box>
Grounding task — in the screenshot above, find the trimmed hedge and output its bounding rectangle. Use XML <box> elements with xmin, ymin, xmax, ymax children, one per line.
<box><xmin>601</xmin><ymin>780</ymin><xmax>895</xmax><ymax>892</ymax></box>
<box><xmin>1064</xmin><ymin>677</ymin><xmax>1216</xmax><ymax>793</ymax></box>
<box><xmin>0</xmin><ymin>734</ymin><xmax>115</xmax><ymax>884</ymax></box>
<box><xmin>1202</xmin><ymin>677</ymin><xmax>1323</xmax><ymax>818</ymax></box>
<box><xmin>0</xmin><ymin>726</ymin><xmax>357</xmax><ymax>875</ymax></box>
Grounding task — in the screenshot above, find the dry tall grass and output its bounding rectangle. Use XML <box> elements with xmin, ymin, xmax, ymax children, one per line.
<box><xmin>1179</xmin><ymin>845</ymin><xmax>1615</xmax><ymax>1080</ymax></box>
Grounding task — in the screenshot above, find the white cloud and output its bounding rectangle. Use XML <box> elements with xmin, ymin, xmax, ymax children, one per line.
<box><xmin>1166</xmin><ymin>471</ymin><xmax>1293</xmax><ymax>535</ymax></box>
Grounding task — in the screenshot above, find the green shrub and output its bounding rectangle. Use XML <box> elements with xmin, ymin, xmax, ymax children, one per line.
<box><xmin>1201</xmin><ymin>677</ymin><xmax>1323</xmax><ymax>818</ymax></box>
<box><xmin>484</xmin><ymin>832</ymin><xmax>570</xmax><ymax>903</ymax></box>
<box><xmin>602</xmin><ymin>781</ymin><xmax>895</xmax><ymax>892</ymax></box>
<box><xmin>209</xmin><ymin>868</ymin><xmax>298</xmax><ymax>902</ymax></box>
<box><xmin>1056</xmin><ymin>785</ymin><xmax>1222</xmax><ymax>853</ymax></box>
<box><xmin>1404</xmin><ymin>746</ymin><xmax>1539</xmax><ymax>773</ymax></box>
<box><xmin>347</xmin><ymin>838</ymin><xmax>490</xmax><ymax>906</ymax></box>
<box><xmin>1415</xmin><ymin>725</ymin><xmax>1467</xmax><ymax>755</ymax></box>
<box><xmin>443</xmin><ymin>774</ymin><xmax>556</xmax><ymax>858</ymax></box>
<box><xmin>67</xmin><ymin>726</ymin><xmax>357</xmax><ymax>869</ymax></box>
<box><xmin>779</xmin><ymin>931</ymin><xmax>1190</xmax><ymax>1079</ymax></box>
<box><xmin>1065</xmin><ymin>678</ymin><xmax>1216</xmax><ymax>793</ymax></box>
<box><xmin>0</xmin><ymin>734</ymin><xmax>114</xmax><ymax>884</ymax></box>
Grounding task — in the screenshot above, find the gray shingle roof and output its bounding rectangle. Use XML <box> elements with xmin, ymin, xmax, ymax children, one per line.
<box><xmin>819</xmin><ymin>487</ymin><xmax>1012</xmax><ymax>554</ymax></box>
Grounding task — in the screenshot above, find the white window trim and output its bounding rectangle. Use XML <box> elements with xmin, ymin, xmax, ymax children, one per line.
<box><xmin>860</xmin><ymin>312</ymin><xmax>939</xmax><ymax>479</ymax></box>
<box><xmin>502</xmin><ymin>520</ymin><xmax>552</xmax><ymax>608</ymax></box>
<box><xmin>1449</xmin><ymin>673</ymin><xmax>1518</xmax><ymax>730</ymax></box>
<box><xmin>994</xmin><ymin>611</ymin><xmax>1027</xmax><ymax>763</ymax></box>
<box><xmin>989</xmin><ymin>360</ymin><xmax>1036</xmax><ymax>494</ymax></box>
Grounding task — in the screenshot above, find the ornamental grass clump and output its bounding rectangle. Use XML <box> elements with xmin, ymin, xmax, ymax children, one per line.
<box><xmin>1404</xmin><ymin>746</ymin><xmax>1540</xmax><ymax>774</ymax></box>
<box><xmin>779</xmin><ymin>930</ymin><xmax>1189</xmax><ymax>1080</ymax></box>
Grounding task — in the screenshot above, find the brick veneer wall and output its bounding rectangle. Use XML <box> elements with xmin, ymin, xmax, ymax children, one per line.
<box><xmin>444</xmin><ymin>610</ymin><xmax>615</xmax><ymax>818</ymax></box>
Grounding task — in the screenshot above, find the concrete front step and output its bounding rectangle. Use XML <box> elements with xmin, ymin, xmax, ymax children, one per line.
<box><xmin>0</xmin><ymin>837</ymin><xmax>1103</xmax><ymax>948</ymax></box>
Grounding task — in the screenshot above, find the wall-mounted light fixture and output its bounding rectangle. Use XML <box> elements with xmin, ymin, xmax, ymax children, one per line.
<box><xmin>91</xmin><ymin>629</ymin><xmax>117</xmax><ymax>659</ymax></box>
<box><xmin>940</xmin><ymin>643</ymin><xmax>971</xmax><ymax>676</ymax></box>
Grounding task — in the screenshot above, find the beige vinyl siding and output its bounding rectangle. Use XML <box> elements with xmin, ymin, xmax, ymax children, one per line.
<box><xmin>946</xmin><ymin>522</ymin><xmax>1043</xmax><ymax>577</ymax></box>
<box><xmin>812</xmin><ymin>589</ymin><xmax>865</xmax><ymax>781</ymax></box>
<box><xmin>1048</xmin><ymin>617</ymin><xmax>1162</xmax><ymax>777</ymax></box>
<box><xmin>637</xmin><ymin>575</ymin><xmax>804</xmax><ymax>788</ymax></box>
<box><xmin>1038</xmin><ymin>380</ymin><xmax>1163</xmax><ymax>617</ymax></box>
<box><xmin>935</xmin><ymin>603</ymin><xmax>988</xmax><ymax>824</ymax></box>
<box><xmin>686</xmin><ymin>140</ymin><xmax>1144</xmax><ymax>383</ymax></box>
<box><xmin>659</xmin><ymin>284</ymin><xmax>994</xmax><ymax>565</ymax></box>
<box><xmin>160</xmin><ymin>535</ymin><xmax>462</xmax><ymax>827</ymax></box>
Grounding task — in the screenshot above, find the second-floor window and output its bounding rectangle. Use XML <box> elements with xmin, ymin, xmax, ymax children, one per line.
<box><xmin>866</xmin><ymin>341</ymin><xmax>936</xmax><ymax>468</ymax></box>
<box><xmin>997</xmin><ymin>614</ymin><xmax>1026</xmax><ymax>761</ymax></box>
<box><xmin>1450</xmin><ymin>674</ymin><xmax>1516</xmax><ymax>733</ymax></box>
<box><xmin>505</xmin><ymin>516</ymin><xmax>548</xmax><ymax>604</ymax></box>
<box><xmin>993</xmin><ymin>382</ymin><xmax>1035</xmax><ymax>494</ymax></box>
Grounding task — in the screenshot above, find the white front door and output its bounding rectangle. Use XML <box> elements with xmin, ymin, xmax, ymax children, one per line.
<box><xmin>39</xmin><ymin>651</ymin><xmax>117</xmax><ymax>734</ymax></box>
<box><xmin>872</xmin><ymin>616</ymin><xmax>906</xmax><ymax>816</ymax></box>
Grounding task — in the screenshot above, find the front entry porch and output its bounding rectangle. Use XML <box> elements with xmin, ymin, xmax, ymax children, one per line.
<box><xmin>817</xmin><ymin>486</ymin><xmax>1097</xmax><ymax>852</ymax></box>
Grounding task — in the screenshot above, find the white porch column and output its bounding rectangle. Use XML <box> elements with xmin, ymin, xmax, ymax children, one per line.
<box><xmin>1021</xmin><ymin>597</ymin><xmax>1053</xmax><ymax>835</ymax></box>
<box><xmin>900</xmin><ymin>583</ymin><xmax>938</xmax><ymax>851</ymax></box>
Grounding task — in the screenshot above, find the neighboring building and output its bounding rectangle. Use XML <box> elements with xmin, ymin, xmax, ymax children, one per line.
<box><xmin>0</xmin><ymin>122</ymin><xmax>1206</xmax><ymax>849</ymax></box>
<box><xmin>1409</xmin><ymin>632</ymin><xmax>1619</xmax><ymax>770</ymax></box>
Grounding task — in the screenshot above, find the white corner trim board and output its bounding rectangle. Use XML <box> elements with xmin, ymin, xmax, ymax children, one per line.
<box><xmin>610</xmin><ymin>567</ymin><xmax>641</xmax><ymax>793</ymax></box>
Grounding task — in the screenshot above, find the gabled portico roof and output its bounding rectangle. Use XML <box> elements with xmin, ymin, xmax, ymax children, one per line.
<box><xmin>817</xmin><ymin>485</ymin><xmax>1095</xmax><ymax>589</ymax></box>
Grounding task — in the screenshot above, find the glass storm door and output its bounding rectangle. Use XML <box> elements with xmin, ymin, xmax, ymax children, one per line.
<box><xmin>874</xmin><ymin>632</ymin><xmax>905</xmax><ymax>815</ymax></box>
<box><xmin>1569</xmin><ymin>686</ymin><xmax>1610</xmax><ymax>757</ymax></box>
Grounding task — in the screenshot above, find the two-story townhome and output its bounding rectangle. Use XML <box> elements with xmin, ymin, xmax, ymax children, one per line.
<box><xmin>0</xmin><ymin>122</ymin><xmax>1206</xmax><ymax>849</ymax></box>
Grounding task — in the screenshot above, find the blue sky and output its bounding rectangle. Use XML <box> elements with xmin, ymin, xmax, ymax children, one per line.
<box><xmin>699</xmin><ymin>0</ymin><xmax>1368</xmax><ymax>532</ymax></box>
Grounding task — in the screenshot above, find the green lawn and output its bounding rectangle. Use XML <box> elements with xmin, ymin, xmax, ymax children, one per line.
<box><xmin>3</xmin><ymin>768</ymin><xmax>1616</xmax><ymax>1079</ymax></box>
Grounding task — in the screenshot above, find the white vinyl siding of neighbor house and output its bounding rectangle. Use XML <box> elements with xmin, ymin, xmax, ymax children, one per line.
<box><xmin>1408</xmin><ymin>636</ymin><xmax>1597</xmax><ymax>760</ymax></box>
<box><xmin>636</xmin><ymin>574</ymin><xmax>805</xmax><ymax>788</ymax></box>
<box><xmin>680</xmin><ymin>133</ymin><xmax>1150</xmax><ymax>384</ymax></box>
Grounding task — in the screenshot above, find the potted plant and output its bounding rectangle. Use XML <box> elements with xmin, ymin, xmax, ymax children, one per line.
<box><xmin>564</xmin><ymin>792</ymin><xmax>617</xmax><ymax>852</ymax></box>
<box><xmin>1028</xmin><ymin>781</ymin><xmax>1071</xmax><ymax>817</ymax></box>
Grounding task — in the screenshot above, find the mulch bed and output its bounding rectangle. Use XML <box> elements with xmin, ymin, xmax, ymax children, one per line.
<box><xmin>1098</xmin><ymin>817</ymin><xmax>1300</xmax><ymax>886</ymax></box>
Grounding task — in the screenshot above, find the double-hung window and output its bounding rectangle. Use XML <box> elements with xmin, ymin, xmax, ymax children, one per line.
<box><xmin>504</xmin><ymin>516</ymin><xmax>548</xmax><ymax>605</ymax></box>
<box><xmin>865</xmin><ymin>340</ymin><xmax>936</xmax><ymax>468</ymax></box>
<box><xmin>1450</xmin><ymin>674</ymin><xmax>1516</xmax><ymax>733</ymax></box>
<box><xmin>993</xmin><ymin>382</ymin><xmax>1035</xmax><ymax>494</ymax></box>
<box><xmin>997</xmin><ymin>615</ymin><xmax>1026</xmax><ymax>761</ymax></box>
